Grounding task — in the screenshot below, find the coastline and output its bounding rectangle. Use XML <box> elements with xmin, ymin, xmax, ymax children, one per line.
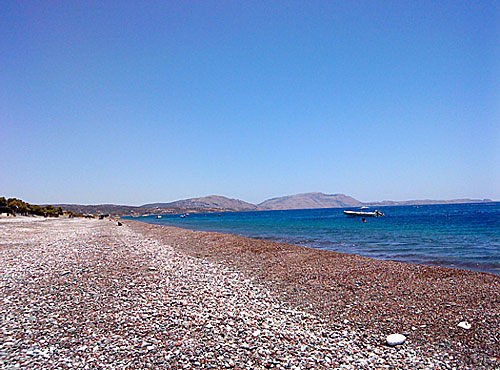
<box><xmin>130</xmin><ymin>202</ymin><xmax>500</xmax><ymax>276</ymax></box>
<box><xmin>1</xmin><ymin>217</ymin><xmax>498</xmax><ymax>369</ymax></box>
<box><xmin>125</xmin><ymin>220</ymin><xmax>500</xmax><ymax>367</ymax></box>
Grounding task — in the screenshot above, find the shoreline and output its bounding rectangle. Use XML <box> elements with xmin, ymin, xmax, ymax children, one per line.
<box><xmin>125</xmin><ymin>220</ymin><xmax>500</xmax><ymax>367</ymax></box>
<box><xmin>1</xmin><ymin>217</ymin><xmax>498</xmax><ymax>369</ymax></box>
<box><xmin>129</xmin><ymin>215</ymin><xmax>500</xmax><ymax>277</ymax></box>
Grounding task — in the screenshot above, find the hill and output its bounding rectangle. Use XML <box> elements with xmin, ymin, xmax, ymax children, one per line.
<box><xmin>258</xmin><ymin>192</ymin><xmax>362</xmax><ymax>210</ymax></box>
<box><xmin>143</xmin><ymin>195</ymin><xmax>258</xmax><ymax>212</ymax></box>
<box><xmin>364</xmin><ymin>198</ymin><xmax>493</xmax><ymax>207</ymax></box>
<box><xmin>53</xmin><ymin>194</ymin><xmax>495</xmax><ymax>216</ymax></box>
<box><xmin>53</xmin><ymin>204</ymin><xmax>168</xmax><ymax>216</ymax></box>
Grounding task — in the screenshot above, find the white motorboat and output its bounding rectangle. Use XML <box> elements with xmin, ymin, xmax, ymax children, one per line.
<box><xmin>344</xmin><ymin>210</ymin><xmax>384</xmax><ymax>217</ymax></box>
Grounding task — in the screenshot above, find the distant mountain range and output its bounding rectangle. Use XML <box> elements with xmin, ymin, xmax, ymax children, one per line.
<box><xmin>364</xmin><ymin>199</ymin><xmax>494</xmax><ymax>206</ymax></box>
<box><xmin>55</xmin><ymin>192</ymin><xmax>494</xmax><ymax>216</ymax></box>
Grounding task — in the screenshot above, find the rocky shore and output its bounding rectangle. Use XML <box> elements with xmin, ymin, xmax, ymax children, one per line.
<box><xmin>1</xmin><ymin>217</ymin><xmax>498</xmax><ymax>369</ymax></box>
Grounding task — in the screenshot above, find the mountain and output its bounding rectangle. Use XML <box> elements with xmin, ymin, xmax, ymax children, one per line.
<box><xmin>53</xmin><ymin>204</ymin><xmax>174</xmax><ymax>216</ymax></box>
<box><xmin>364</xmin><ymin>198</ymin><xmax>493</xmax><ymax>206</ymax></box>
<box><xmin>143</xmin><ymin>195</ymin><xmax>258</xmax><ymax>212</ymax></box>
<box><xmin>258</xmin><ymin>192</ymin><xmax>363</xmax><ymax>210</ymax></box>
<box><xmin>55</xmin><ymin>193</ymin><xmax>494</xmax><ymax>216</ymax></box>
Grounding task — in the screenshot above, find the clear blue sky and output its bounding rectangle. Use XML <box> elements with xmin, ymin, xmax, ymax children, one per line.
<box><xmin>1</xmin><ymin>1</ymin><xmax>499</xmax><ymax>205</ymax></box>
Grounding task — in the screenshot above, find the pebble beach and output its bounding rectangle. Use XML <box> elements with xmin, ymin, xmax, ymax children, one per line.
<box><xmin>1</xmin><ymin>217</ymin><xmax>498</xmax><ymax>369</ymax></box>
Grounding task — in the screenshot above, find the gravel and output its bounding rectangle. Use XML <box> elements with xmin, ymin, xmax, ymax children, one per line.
<box><xmin>0</xmin><ymin>217</ymin><xmax>498</xmax><ymax>369</ymax></box>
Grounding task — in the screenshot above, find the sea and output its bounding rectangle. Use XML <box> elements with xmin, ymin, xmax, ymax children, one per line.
<box><xmin>128</xmin><ymin>202</ymin><xmax>500</xmax><ymax>276</ymax></box>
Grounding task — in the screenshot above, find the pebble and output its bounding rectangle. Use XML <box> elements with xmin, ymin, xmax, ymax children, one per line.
<box><xmin>386</xmin><ymin>334</ymin><xmax>406</xmax><ymax>346</ymax></box>
<box><xmin>457</xmin><ymin>321</ymin><xmax>471</xmax><ymax>330</ymax></box>
<box><xmin>0</xmin><ymin>217</ymin><xmax>471</xmax><ymax>369</ymax></box>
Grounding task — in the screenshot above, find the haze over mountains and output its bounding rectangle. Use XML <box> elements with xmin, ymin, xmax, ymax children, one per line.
<box><xmin>55</xmin><ymin>192</ymin><xmax>494</xmax><ymax>216</ymax></box>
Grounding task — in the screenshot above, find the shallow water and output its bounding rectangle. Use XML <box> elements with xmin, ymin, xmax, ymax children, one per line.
<box><xmin>129</xmin><ymin>202</ymin><xmax>500</xmax><ymax>275</ymax></box>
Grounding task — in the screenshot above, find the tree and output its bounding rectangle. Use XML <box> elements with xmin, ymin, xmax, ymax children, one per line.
<box><xmin>29</xmin><ymin>206</ymin><xmax>35</xmax><ymax>215</ymax></box>
<box><xmin>1</xmin><ymin>197</ymin><xmax>65</xmax><ymax>217</ymax></box>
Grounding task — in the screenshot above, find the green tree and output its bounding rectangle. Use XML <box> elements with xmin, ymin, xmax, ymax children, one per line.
<box><xmin>7</xmin><ymin>198</ymin><xmax>19</xmax><ymax>214</ymax></box>
<box><xmin>30</xmin><ymin>205</ymin><xmax>42</xmax><ymax>215</ymax></box>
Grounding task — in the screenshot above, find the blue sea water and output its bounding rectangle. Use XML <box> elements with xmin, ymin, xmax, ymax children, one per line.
<box><xmin>129</xmin><ymin>203</ymin><xmax>500</xmax><ymax>275</ymax></box>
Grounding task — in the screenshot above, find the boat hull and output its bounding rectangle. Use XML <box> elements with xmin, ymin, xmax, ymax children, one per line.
<box><xmin>343</xmin><ymin>211</ymin><xmax>378</xmax><ymax>217</ymax></box>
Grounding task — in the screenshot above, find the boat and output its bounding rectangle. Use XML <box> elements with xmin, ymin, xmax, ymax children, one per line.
<box><xmin>156</xmin><ymin>215</ymin><xmax>162</xmax><ymax>219</ymax></box>
<box><xmin>344</xmin><ymin>210</ymin><xmax>384</xmax><ymax>217</ymax></box>
<box><xmin>180</xmin><ymin>214</ymin><xmax>187</xmax><ymax>218</ymax></box>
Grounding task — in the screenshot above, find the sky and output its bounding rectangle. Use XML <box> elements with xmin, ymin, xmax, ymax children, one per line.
<box><xmin>1</xmin><ymin>1</ymin><xmax>499</xmax><ymax>205</ymax></box>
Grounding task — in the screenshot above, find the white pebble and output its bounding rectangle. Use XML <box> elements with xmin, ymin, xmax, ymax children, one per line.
<box><xmin>386</xmin><ymin>333</ymin><xmax>406</xmax><ymax>346</ymax></box>
<box><xmin>458</xmin><ymin>321</ymin><xmax>471</xmax><ymax>330</ymax></box>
